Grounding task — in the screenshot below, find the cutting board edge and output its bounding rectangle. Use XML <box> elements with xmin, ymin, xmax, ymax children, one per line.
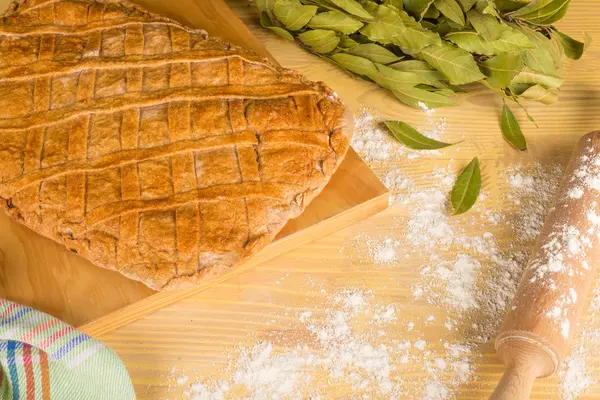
<box><xmin>80</xmin><ymin>190</ymin><xmax>389</xmax><ymax>337</ymax></box>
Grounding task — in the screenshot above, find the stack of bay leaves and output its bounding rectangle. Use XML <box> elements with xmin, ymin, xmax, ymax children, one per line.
<box><xmin>258</xmin><ymin>0</ymin><xmax>588</xmax><ymax>213</ymax></box>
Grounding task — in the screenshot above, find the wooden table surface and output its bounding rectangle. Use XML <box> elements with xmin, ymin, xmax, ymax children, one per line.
<box><xmin>94</xmin><ymin>1</ymin><xmax>600</xmax><ymax>398</ymax></box>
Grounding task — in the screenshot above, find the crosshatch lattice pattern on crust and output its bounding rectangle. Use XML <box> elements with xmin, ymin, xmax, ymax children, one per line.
<box><xmin>0</xmin><ymin>0</ymin><xmax>350</xmax><ymax>290</ymax></box>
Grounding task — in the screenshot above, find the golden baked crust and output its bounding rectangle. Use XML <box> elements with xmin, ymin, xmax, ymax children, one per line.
<box><xmin>0</xmin><ymin>0</ymin><xmax>350</xmax><ymax>290</ymax></box>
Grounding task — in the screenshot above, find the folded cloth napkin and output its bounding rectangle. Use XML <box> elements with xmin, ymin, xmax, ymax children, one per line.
<box><xmin>0</xmin><ymin>299</ymin><xmax>135</xmax><ymax>399</ymax></box>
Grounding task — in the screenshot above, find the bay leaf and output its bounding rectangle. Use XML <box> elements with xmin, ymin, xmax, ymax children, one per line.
<box><xmin>510</xmin><ymin>83</ymin><xmax>533</xmax><ymax>95</ymax></box>
<box><xmin>434</xmin><ymin>0</ymin><xmax>465</xmax><ymax>26</ymax></box>
<box><xmin>451</xmin><ymin>157</ymin><xmax>481</xmax><ymax>215</ymax></box>
<box><xmin>404</xmin><ymin>0</ymin><xmax>435</xmax><ymax>20</ymax></box>
<box><xmin>431</xmin><ymin>19</ymin><xmax>452</xmax><ymax>36</ymax></box>
<box><xmin>298</xmin><ymin>29</ymin><xmax>340</xmax><ymax>53</ymax></box>
<box><xmin>384</xmin><ymin>120</ymin><xmax>455</xmax><ymax>149</ymax></box>
<box><xmin>500</xmin><ymin>103</ymin><xmax>527</xmax><ymax>151</ymax></box>
<box><xmin>392</xmin><ymin>86</ymin><xmax>456</xmax><ymax>108</ymax></box>
<box><xmin>519</xmin><ymin>84</ymin><xmax>559</xmax><ymax>104</ymax></box>
<box><xmin>261</xmin><ymin>11</ymin><xmax>295</xmax><ymax>41</ymax></box>
<box><xmin>466</xmin><ymin>10</ymin><xmax>503</xmax><ymax>40</ymax></box>
<box><xmin>274</xmin><ymin>0</ymin><xmax>318</xmax><ymax>30</ymax></box>
<box><xmin>371</xmin><ymin>62</ymin><xmax>437</xmax><ymax>89</ymax></box>
<box><xmin>421</xmin><ymin>20</ymin><xmax>437</xmax><ymax>30</ymax></box>
<box><xmin>415</xmin><ymin>85</ymin><xmax>456</xmax><ymax>97</ymax></box>
<box><xmin>510</xmin><ymin>0</ymin><xmax>570</xmax><ymax>26</ymax></box>
<box><xmin>456</xmin><ymin>0</ymin><xmax>478</xmax><ymax>11</ymax></box>
<box><xmin>480</xmin><ymin>53</ymin><xmax>523</xmax><ymax>89</ymax></box>
<box><xmin>553</xmin><ymin>29</ymin><xmax>591</xmax><ymax>60</ymax></box>
<box><xmin>326</xmin><ymin>0</ymin><xmax>373</xmax><ymax>18</ymax></box>
<box><xmin>480</xmin><ymin>1</ymin><xmax>500</xmax><ymax>16</ymax></box>
<box><xmin>521</xmin><ymin>47</ymin><xmax>557</xmax><ymax>76</ymax></box>
<box><xmin>330</xmin><ymin>53</ymin><xmax>378</xmax><ymax>75</ymax></box>
<box><xmin>423</xmin><ymin>6</ymin><xmax>440</xmax><ymax>18</ymax></box>
<box><xmin>301</xmin><ymin>0</ymin><xmax>339</xmax><ymax>10</ymax></box>
<box><xmin>446</xmin><ymin>18</ymin><xmax>465</xmax><ymax>30</ymax></box>
<box><xmin>308</xmin><ymin>11</ymin><xmax>364</xmax><ymax>34</ymax></box>
<box><xmin>346</xmin><ymin>43</ymin><xmax>402</xmax><ymax>63</ymax></box>
<box><xmin>512</xmin><ymin>67</ymin><xmax>564</xmax><ymax>88</ymax></box>
<box><xmin>388</xmin><ymin>59</ymin><xmax>446</xmax><ymax>81</ymax></box>
<box><xmin>494</xmin><ymin>0</ymin><xmax>530</xmax><ymax>12</ymax></box>
<box><xmin>418</xmin><ymin>42</ymin><xmax>485</xmax><ymax>84</ymax></box>
<box><xmin>515</xmin><ymin>24</ymin><xmax>562</xmax><ymax>66</ymax></box>
<box><xmin>339</xmin><ymin>35</ymin><xmax>360</xmax><ymax>47</ymax></box>
<box><xmin>383</xmin><ymin>0</ymin><xmax>405</xmax><ymax>11</ymax></box>
<box><xmin>260</xmin><ymin>10</ymin><xmax>274</xmax><ymax>26</ymax></box>
<box><xmin>360</xmin><ymin>4</ymin><xmax>442</xmax><ymax>52</ymax></box>
<box><xmin>267</xmin><ymin>26</ymin><xmax>296</xmax><ymax>41</ymax></box>
<box><xmin>446</xmin><ymin>30</ymin><xmax>533</xmax><ymax>56</ymax></box>
<box><xmin>257</xmin><ymin>0</ymin><xmax>276</xmax><ymax>12</ymax></box>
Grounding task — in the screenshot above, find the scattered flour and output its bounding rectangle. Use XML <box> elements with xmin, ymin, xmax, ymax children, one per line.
<box><xmin>350</xmin><ymin>108</ymin><xmax>449</xmax><ymax>163</ymax></box>
<box><xmin>559</xmin><ymin>351</ymin><xmax>594</xmax><ymax>400</ymax></box>
<box><xmin>167</xmin><ymin>109</ymin><xmax>600</xmax><ymax>399</ymax></box>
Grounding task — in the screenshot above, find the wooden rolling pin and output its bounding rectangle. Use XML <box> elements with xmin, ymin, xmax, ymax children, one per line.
<box><xmin>491</xmin><ymin>131</ymin><xmax>600</xmax><ymax>399</ymax></box>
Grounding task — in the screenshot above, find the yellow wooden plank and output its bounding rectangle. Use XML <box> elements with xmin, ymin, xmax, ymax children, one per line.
<box><xmin>97</xmin><ymin>0</ymin><xmax>600</xmax><ymax>398</ymax></box>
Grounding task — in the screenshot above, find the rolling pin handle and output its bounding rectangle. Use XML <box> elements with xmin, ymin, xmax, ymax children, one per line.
<box><xmin>490</xmin><ymin>364</ymin><xmax>537</xmax><ymax>400</ymax></box>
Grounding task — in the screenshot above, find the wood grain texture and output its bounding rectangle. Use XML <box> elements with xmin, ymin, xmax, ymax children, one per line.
<box><xmin>0</xmin><ymin>0</ymin><xmax>387</xmax><ymax>327</ymax></box>
<box><xmin>94</xmin><ymin>0</ymin><xmax>600</xmax><ymax>398</ymax></box>
<box><xmin>493</xmin><ymin>132</ymin><xmax>600</xmax><ymax>399</ymax></box>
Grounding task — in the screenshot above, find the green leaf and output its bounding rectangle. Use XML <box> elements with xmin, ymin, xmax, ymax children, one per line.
<box><xmin>421</xmin><ymin>20</ymin><xmax>437</xmax><ymax>30</ymax></box>
<box><xmin>552</xmin><ymin>29</ymin><xmax>591</xmax><ymax>60</ymax></box>
<box><xmin>511</xmin><ymin>83</ymin><xmax>533</xmax><ymax>95</ymax></box>
<box><xmin>392</xmin><ymin>85</ymin><xmax>456</xmax><ymax>108</ymax></box>
<box><xmin>509</xmin><ymin>0</ymin><xmax>570</xmax><ymax>26</ymax></box>
<box><xmin>339</xmin><ymin>35</ymin><xmax>360</xmax><ymax>47</ymax></box>
<box><xmin>500</xmin><ymin>103</ymin><xmax>527</xmax><ymax>151</ymax></box>
<box><xmin>511</xmin><ymin>67</ymin><xmax>564</xmax><ymax>88</ymax></box>
<box><xmin>388</xmin><ymin>59</ymin><xmax>446</xmax><ymax>81</ymax></box>
<box><xmin>384</xmin><ymin>120</ymin><xmax>455</xmax><ymax>149</ymax></box>
<box><xmin>456</xmin><ymin>0</ymin><xmax>478</xmax><ymax>11</ymax></box>
<box><xmin>446</xmin><ymin>30</ymin><xmax>534</xmax><ymax>56</ymax></box>
<box><xmin>418</xmin><ymin>42</ymin><xmax>485</xmax><ymax>85</ymax></box>
<box><xmin>480</xmin><ymin>53</ymin><xmax>523</xmax><ymax>89</ymax></box>
<box><xmin>494</xmin><ymin>0</ymin><xmax>530</xmax><ymax>12</ymax></box>
<box><xmin>423</xmin><ymin>6</ymin><xmax>440</xmax><ymax>18</ymax></box>
<box><xmin>451</xmin><ymin>157</ymin><xmax>481</xmax><ymax>215</ymax></box>
<box><xmin>260</xmin><ymin>11</ymin><xmax>273</xmax><ymax>26</ymax></box>
<box><xmin>326</xmin><ymin>0</ymin><xmax>373</xmax><ymax>18</ymax></box>
<box><xmin>346</xmin><ymin>43</ymin><xmax>403</xmax><ymax>63</ymax></box>
<box><xmin>519</xmin><ymin>84</ymin><xmax>559</xmax><ymax>104</ymax></box>
<box><xmin>298</xmin><ymin>29</ymin><xmax>340</xmax><ymax>53</ymax></box>
<box><xmin>431</xmin><ymin>19</ymin><xmax>453</xmax><ymax>36</ymax></box>
<box><xmin>404</xmin><ymin>0</ymin><xmax>435</xmax><ymax>20</ymax></box>
<box><xmin>515</xmin><ymin>24</ymin><xmax>562</xmax><ymax>66</ymax></box>
<box><xmin>521</xmin><ymin>47</ymin><xmax>557</xmax><ymax>76</ymax></box>
<box><xmin>257</xmin><ymin>0</ymin><xmax>276</xmax><ymax>12</ymax></box>
<box><xmin>384</xmin><ymin>0</ymin><xmax>405</xmax><ymax>11</ymax></box>
<box><xmin>359</xmin><ymin>4</ymin><xmax>442</xmax><ymax>52</ymax></box>
<box><xmin>434</xmin><ymin>0</ymin><xmax>465</xmax><ymax>26</ymax></box>
<box><xmin>371</xmin><ymin>62</ymin><xmax>437</xmax><ymax>89</ymax></box>
<box><xmin>274</xmin><ymin>0</ymin><xmax>318</xmax><ymax>30</ymax></box>
<box><xmin>308</xmin><ymin>11</ymin><xmax>364</xmax><ymax>34</ymax></box>
<box><xmin>481</xmin><ymin>1</ymin><xmax>500</xmax><ymax>16</ymax></box>
<box><xmin>301</xmin><ymin>0</ymin><xmax>339</xmax><ymax>10</ymax></box>
<box><xmin>466</xmin><ymin>10</ymin><xmax>503</xmax><ymax>40</ymax></box>
<box><xmin>261</xmin><ymin>12</ymin><xmax>296</xmax><ymax>41</ymax></box>
<box><xmin>330</xmin><ymin>53</ymin><xmax>378</xmax><ymax>75</ymax></box>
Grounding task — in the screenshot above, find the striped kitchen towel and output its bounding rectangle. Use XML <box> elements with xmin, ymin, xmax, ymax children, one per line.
<box><xmin>0</xmin><ymin>299</ymin><xmax>135</xmax><ymax>400</ymax></box>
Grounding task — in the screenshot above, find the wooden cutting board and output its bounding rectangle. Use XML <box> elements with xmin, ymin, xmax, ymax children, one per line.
<box><xmin>0</xmin><ymin>0</ymin><xmax>388</xmax><ymax>331</ymax></box>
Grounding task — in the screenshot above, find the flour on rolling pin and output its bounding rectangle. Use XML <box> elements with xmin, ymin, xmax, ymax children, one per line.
<box><xmin>493</xmin><ymin>132</ymin><xmax>600</xmax><ymax>400</ymax></box>
<box><xmin>523</xmin><ymin>138</ymin><xmax>600</xmax><ymax>344</ymax></box>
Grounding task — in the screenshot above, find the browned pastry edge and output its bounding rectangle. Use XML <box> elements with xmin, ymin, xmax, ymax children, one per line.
<box><xmin>0</xmin><ymin>0</ymin><xmax>352</xmax><ymax>290</ymax></box>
